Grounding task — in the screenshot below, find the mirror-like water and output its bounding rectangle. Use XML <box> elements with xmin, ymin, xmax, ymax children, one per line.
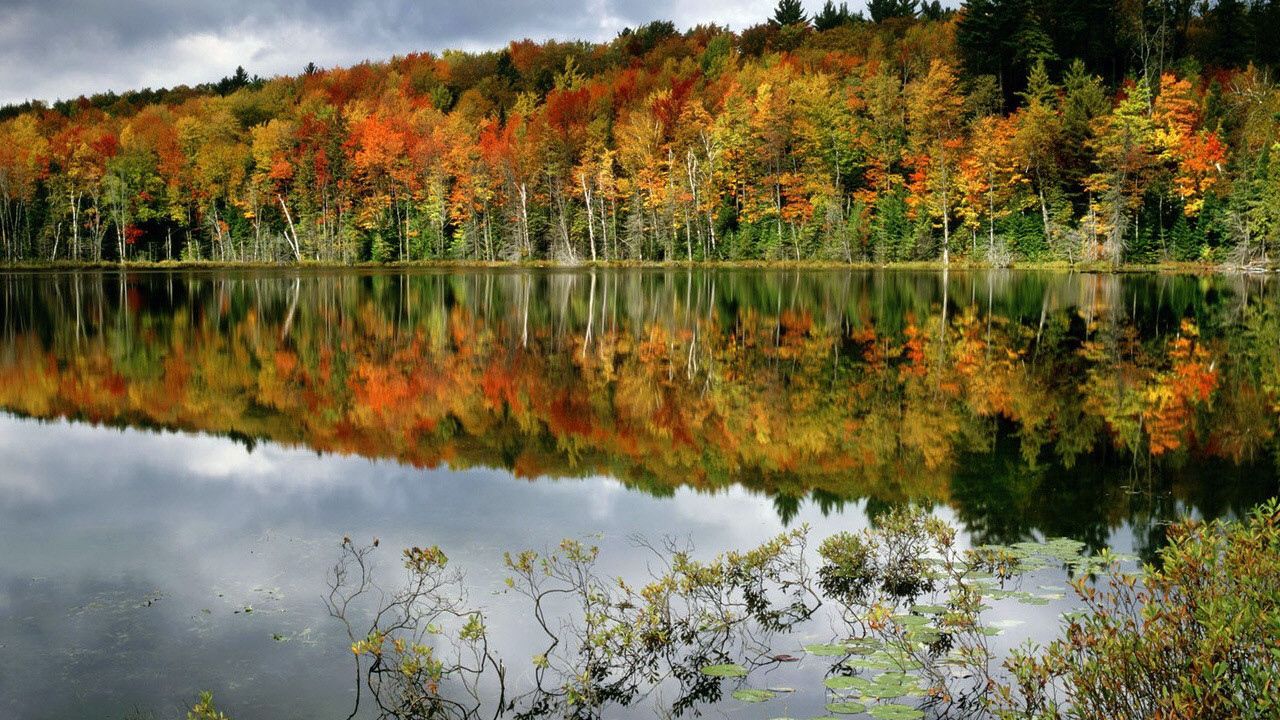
<box><xmin>0</xmin><ymin>269</ymin><xmax>1276</xmax><ymax>719</ymax></box>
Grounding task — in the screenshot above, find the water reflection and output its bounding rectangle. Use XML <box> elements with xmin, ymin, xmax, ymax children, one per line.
<box><xmin>0</xmin><ymin>269</ymin><xmax>1277</xmax><ymax>718</ymax></box>
<box><xmin>0</xmin><ymin>269</ymin><xmax>1274</xmax><ymax>545</ymax></box>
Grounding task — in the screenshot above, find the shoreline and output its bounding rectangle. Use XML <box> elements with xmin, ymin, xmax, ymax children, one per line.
<box><xmin>0</xmin><ymin>259</ymin><xmax>1269</xmax><ymax>274</ymax></box>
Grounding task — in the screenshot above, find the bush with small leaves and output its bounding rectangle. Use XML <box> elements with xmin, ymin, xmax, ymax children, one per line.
<box><xmin>993</xmin><ymin>499</ymin><xmax>1280</xmax><ymax>719</ymax></box>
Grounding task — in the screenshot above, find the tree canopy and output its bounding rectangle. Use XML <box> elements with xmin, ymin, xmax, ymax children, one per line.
<box><xmin>0</xmin><ymin>2</ymin><xmax>1277</xmax><ymax>267</ymax></box>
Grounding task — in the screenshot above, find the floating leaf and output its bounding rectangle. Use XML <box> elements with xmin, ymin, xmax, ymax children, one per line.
<box><xmin>905</xmin><ymin>625</ymin><xmax>942</xmax><ymax>644</ymax></box>
<box><xmin>825</xmin><ymin>701</ymin><xmax>867</xmax><ymax>715</ymax></box>
<box><xmin>732</xmin><ymin>688</ymin><xmax>776</xmax><ymax>703</ymax></box>
<box><xmin>844</xmin><ymin>637</ymin><xmax>883</xmax><ymax>654</ymax></box>
<box><xmin>868</xmin><ymin>704</ymin><xmax>925</xmax><ymax>719</ymax></box>
<box><xmin>865</xmin><ymin>685</ymin><xmax>905</xmax><ymax>699</ymax></box>
<box><xmin>806</xmin><ymin>643</ymin><xmax>852</xmax><ymax>656</ymax></box>
<box><xmin>844</xmin><ymin>655</ymin><xmax>896</xmax><ymax>671</ymax></box>
<box><xmin>700</xmin><ymin>663</ymin><xmax>747</xmax><ymax>677</ymax></box>
<box><xmin>824</xmin><ymin>675</ymin><xmax>871</xmax><ymax>692</ymax></box>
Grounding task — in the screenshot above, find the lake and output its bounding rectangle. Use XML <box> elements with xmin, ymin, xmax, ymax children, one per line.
<box><xmin>0</xmin><ymin>268</ymin><xmax>1276</xmax><ymax>720</ymax></box>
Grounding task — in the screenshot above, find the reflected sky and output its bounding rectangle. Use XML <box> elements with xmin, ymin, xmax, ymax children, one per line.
<box><xmin>0</xmin><ymin>411</ymin><xmax>1154</xmax><ymax>719</ymax></box>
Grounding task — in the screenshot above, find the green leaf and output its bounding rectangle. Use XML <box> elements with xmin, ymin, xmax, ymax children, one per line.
<box><xmin>700</xmin><ymin>663</ymin><xmax>747</xmax><ymax>677</ymax></box>
<box><xmin>805</xmin><ymin>643</ymin><xmax>852</xmax><ymax>656</ymax></box>
<box><xmin>824</xmin><ymin>675</ymin><xmax>871</xmax><ymax>692</ymax></box>
<box><xmin>732</xmin><ymin>688</ymin><xmax>776</xmax><ymax>703</ymax></box>
<box><xmin>868</xmin><ymin>704</ymin><xmax>925</xmax><ymax>719</ymax></box>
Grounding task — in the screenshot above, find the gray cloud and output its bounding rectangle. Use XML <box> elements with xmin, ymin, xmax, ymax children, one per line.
<box><xmin>0</xmin><ymin>0</ymin><xmax>794</xmax><ymax>105</ymax></box>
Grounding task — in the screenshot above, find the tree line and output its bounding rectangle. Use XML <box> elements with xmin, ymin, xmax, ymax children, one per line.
<box><xmin>0</xmin><ymin>0</ymin><xmax>1278</xmax><ymax>266</ymax></box>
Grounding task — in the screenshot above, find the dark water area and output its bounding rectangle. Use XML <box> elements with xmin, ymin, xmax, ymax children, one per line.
<box><xmin>0</xmin><ymin>268</ymin><xmax>1276</xmax><ymax>719</ymax></box>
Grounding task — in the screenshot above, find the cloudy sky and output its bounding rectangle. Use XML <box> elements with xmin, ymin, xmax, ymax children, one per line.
<box><xmin>0</xmin><ymin>0</ymin><xmax>820</xmax><ymax>106</ymax></box>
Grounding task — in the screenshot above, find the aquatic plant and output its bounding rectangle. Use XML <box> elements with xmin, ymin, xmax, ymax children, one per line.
<box><xmin>198</xmin><ymin>502</ymin><xmax>1279</xmax><ymax>718</ymax></box>
<box><xmin>992</xmin><ymin>499</ymin><xmax>1280</xmax><ymax>719</ymax></box>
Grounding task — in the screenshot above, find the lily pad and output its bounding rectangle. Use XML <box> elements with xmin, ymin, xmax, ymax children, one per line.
<box><xmin>700</xmin><ymin>663</ymin><xmax>748</xmax><ymax>678</ymax></box>
<box><xmin>844</xmin><ymin>637</ymin><xmax>883</xmax><ymax>654</ymax></box>
<box><xmin>868</xmin><ymin>704</ymin><xmax>925</xmax><ymax>719</ymax></box>
<box><xmin>844</xmin><ymin>655</ymin><xmax>897</xmax><ymax>671</ymax></box>
<box><xmin>905</xmin><ymin>625</ymin><xmax>942</xmax><ymax>644</ymax></box>
<box><xmin>806</xmin><ymin>643</ymin><xmax>852</xmax><ymax>656</ymax></box>
<box><xmin>824</xmin><ymin>675</ymin><xmax>870</xmax><ymax>691</ymax></box>
<box><xmin>732</xmin><ymin>688</ymin><xmax>776</xmax><ymax>703</ymax></box>
<box><xmin>865</xmin><ymin>686</ymin><xmax>906</xmax><ymax>699</ymax></box>
<box><xmin>825</xmin><ymin>701</ymin><xmax>867</xmax><ymax>715</ymax></box>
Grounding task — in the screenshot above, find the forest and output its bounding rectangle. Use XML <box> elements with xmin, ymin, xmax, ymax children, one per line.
<box><xmin>0</xmin><ymin>0</ymin><xmax>1278</xmax><ymax>266</ymax></box>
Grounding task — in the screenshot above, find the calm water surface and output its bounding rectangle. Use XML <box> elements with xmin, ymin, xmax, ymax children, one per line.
<box><xmin>0</xmin><ymin>269</ymin><xmax>1276</xmax><ymax>719</ymax></box>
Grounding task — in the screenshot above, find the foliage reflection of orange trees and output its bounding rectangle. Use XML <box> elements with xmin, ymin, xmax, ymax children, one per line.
<box><xmin>0</xmin><ymin>272</ymin><xmax>1272</xmax><ymax>507</ymax></box>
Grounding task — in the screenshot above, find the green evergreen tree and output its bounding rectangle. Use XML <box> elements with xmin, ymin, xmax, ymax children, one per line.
<box><xmin>1206</xmin><ymin>0</ymin><xmax>1250</xmax><ymax>68</ymax></box>
<box><xmin>956</xmin><ymin>0</ymin><xmax>1020</xmax><ymax>103</ymax></box>
<box><xmin>920</xmin><ymin>0</ymin><xmax>949</xmax><ymax>20</ymax></box>
<box><xmin>772</xmin><ymin>0</ymin><xmax>808</xmax><ymax>26</ymax></box>
<box><xmin>1249</xmin><ymin>0</ymin><xmax>1280</xmax><ymax>68</ymax></box>
<box><xmin>814</xmin><ymin>1</ymin><xmax>859</xmax><ymax>30</ymax></box>
<box><xmin>1170</xmin><ymin>214</ymin><xmax>1199</xmax><ymax>261</ymax></box>
<box><xmin>867</xmin><ymin>0</ymin><xmax>918</xmax><ymax>23</ymax></box>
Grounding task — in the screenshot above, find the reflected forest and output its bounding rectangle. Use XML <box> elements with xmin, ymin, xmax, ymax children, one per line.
<box><xmin>1</xmin><ymin>270</ymin><xmax>1274</xmax><ymax>551</ymax></box>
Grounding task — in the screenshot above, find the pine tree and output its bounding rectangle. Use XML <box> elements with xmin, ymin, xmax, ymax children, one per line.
<box><xmin>773</xmin><ymin>0</ymin><xmax>808</xmax><ymax>26</ymax></box>
<box><xmin>867</xmin><ymin>0</ymin><xmax>918</xmax><ymax>23</ymax></box>
<box><xmin>920</xmin><ymin>1</ymin><xmax>949</xmax><ymax>20</ymax></box>
<box><xmin>814</xmin><ymin>1</ymin><xmax>855</xmax><ymax>29</ymax></box>
<box><xmin>814</xmin><ymin>1</ymin><xmax>858</xmax><ymax>30</ymax></box>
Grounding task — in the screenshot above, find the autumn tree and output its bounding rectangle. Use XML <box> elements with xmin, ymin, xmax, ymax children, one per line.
<box><xmin>767</xmin><ymin>0</ymin><xmax>802</xmax><ymax>27</ymax></box>
<box><xmin>906</xmin><ymin>60</ymin><xmax>965</xmax><ymax>265</ymax></box>
<box><xmin>1086</xmin><ymin>78</ymin><xmax>1160</xmax><ymax>265</ymax></box>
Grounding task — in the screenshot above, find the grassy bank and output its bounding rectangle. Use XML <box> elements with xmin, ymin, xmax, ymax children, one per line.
<box><xmin>0</xmin><ymin>258</ymin><xmax>1264</xmax><ymax>274</ymax></box>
